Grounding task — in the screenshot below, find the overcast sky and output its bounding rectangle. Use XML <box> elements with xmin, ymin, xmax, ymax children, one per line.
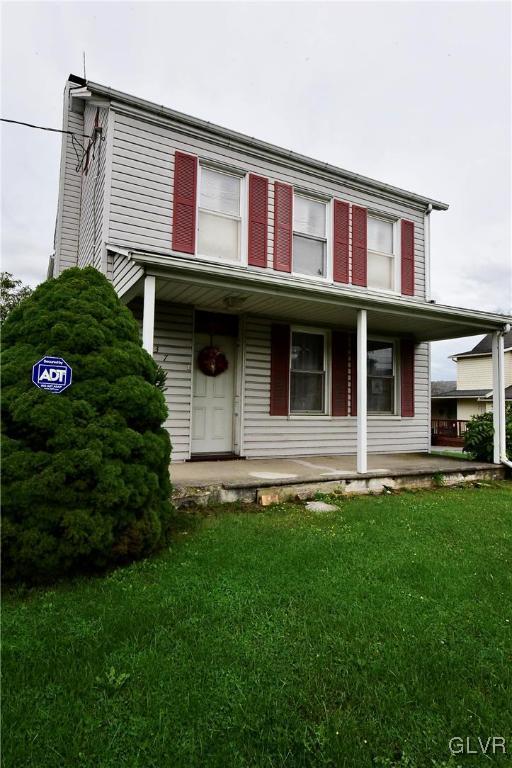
<box><xmin>1</xmin><ymin>1</ymin><xmax>511</xmax><ymax>378</ymax></box>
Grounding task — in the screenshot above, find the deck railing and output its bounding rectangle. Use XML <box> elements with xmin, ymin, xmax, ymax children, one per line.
<box><xmin>431</xmin><ymin>419</ymin><xmax>469</xmax><ymax>446</ymax></box>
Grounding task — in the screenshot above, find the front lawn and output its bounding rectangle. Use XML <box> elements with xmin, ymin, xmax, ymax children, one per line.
<box><xmin>3</xmin><ymin>484</ymin><xmax>512</xmax><ymax>767</ymax></box>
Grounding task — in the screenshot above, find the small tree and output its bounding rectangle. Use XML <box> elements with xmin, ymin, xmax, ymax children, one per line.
<box><xmin>0</xmin><ymin>272</ymin><xmax>33</xmax><ymax>322</ymax></box>
<box><xmin>2</xmin><ymin>267</ymin><xmax>173</xmax><ymax>583</ymax></box>
<box><xmin>463</xmin><ymin>404</ymin><xmax>512</xmax><ymax>462</ymax></box>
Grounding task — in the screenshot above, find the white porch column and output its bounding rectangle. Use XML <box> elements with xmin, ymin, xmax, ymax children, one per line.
<box><xmin>142</xmin><ymin>275</ymin><xmax>156</xmax><ymax>355</ymax></box>
<box><xmin>492</xmin><ymin>331</ymin><xmax>505</xmax><ymax>463</ymax></box>
<box><xmin>357</xmin><ymin>309</ymin><xmax>367</xmax><ymax>474</ymax></box>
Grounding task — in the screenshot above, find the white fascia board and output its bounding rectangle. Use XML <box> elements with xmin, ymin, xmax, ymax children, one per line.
<box><xmin>70</xmin><ymin>87</ymin><xmax>110</xmax><ymax>108</ymax></box>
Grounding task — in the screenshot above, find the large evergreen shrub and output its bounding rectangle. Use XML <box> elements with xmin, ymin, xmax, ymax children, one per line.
<box><xmin>463</xmin><ymin>404</ymin><xmax>512</xmax><ymax>462</ymax></box>
<box><xmin>2</xmin><ymin>267</ymin><xmax>173</xmax><ymax>583</ymax></box>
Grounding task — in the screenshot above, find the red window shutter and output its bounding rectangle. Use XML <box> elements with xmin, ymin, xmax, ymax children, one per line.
<box><xmin>273</xmin><ymin>182</ymin><xmax>293</xmax><ymax>272</ymax></box>
<box><xmin>248</xmin><ymin>174</ymin><xmax>268</xmax><ymax>268</ymax></box>
<box><xmin>401</xmin><ymin>220</ymin><xmax>415</xmax><ymax>296</ymax></box>
<box><xmin>172</xmin><ymin>151</ymin><xmax>197</xmax><ymax>254</ymax></box>
<box><xmin>400</xmin><ymin>339</ymin><xmax>415</xmax><ymax>417</ymax></box>
<box><xmin>350</xmin><ymin>334</ymin><xmax>357</xmax><ymax>416</ymax></box>
<box><xmin>332</xmin><ymin>331</ymin><xmax>349</xmax><ymax>416</ymax></box>
<box><xmin>351</xmin><ymin>205</ymin><xmax>367</xmax><ymax>287</ymax></box>
<box><xmin>333</xmin><ymin>201</ymin><xmax>350</xmax><ymax>283</ymax></box>
<box><xmin>270</xmin><ymin>323</ymin><xmax>290</xmax><ymax>415</ymax></box>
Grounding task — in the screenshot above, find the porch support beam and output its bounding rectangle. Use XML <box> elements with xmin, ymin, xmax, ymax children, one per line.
<box><xmin>492</xmin><ymin>331</ymin><xmax>505</xmax><ymax>463</ymax></box>
<box><xmin>142</xmin><ymin>274</ymin><xmax>156</xmax><ymax>355</ymax></box>
<box><xmin>357</xmin><ymin>309</ymin><xmax>367</xmax><ymax>474</ymax></box>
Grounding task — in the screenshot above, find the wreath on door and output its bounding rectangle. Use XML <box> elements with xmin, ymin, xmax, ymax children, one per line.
<box><xmin>197</xmin><ymin>345</ymin><xmax>229</xmax><ymax>377</ymax></box>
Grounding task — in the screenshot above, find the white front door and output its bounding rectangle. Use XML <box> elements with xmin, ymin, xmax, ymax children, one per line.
<box><xmin>191</xmin><ymin>333</ymin><xmax>236</xmax><ymax>454</ymax></box>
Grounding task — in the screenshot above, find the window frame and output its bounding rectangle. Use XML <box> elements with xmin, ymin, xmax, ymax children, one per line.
<box><xmin>367</xmin><ymin>336</ymin><xmax>398</xmax><ymax>416</ymax></box>
<box><xmin>366</xmin><ymin>212</ymin><xmax>401</xmax><ymax>294</ymax></box>
<box><xmin>289</xmin><ymin>326</ymin><xmax>330</xmax><ymax>416</ymax></box>
<box><xmin>195</xmin><ymin>161</ymin><xmax>247</xmax><ymax>265</ymax></box>
<box><xmin>291</xmin><ymin>192</ymin><xmax>331</xmax><ymax>282</ymax></box>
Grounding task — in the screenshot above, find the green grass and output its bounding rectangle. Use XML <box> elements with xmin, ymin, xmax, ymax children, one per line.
<box><xmin>429</xmin><ymin>450</ymin><xmax>475</xmax><ymax>461</ymax></box>
<box><xmin>3</xmin><ymin>484</ymin><xmax>512</xmax><ymax>768</ymax></box>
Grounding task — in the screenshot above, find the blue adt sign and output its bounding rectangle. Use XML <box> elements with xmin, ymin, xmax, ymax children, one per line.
<box><xmin>32</xmin><ymin>356</ymin><xmax>72</xmax><ymax>393</ymax></box>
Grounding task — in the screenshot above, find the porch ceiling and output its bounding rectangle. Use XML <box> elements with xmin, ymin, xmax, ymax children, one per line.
<box><xmin>121</xmin><ymin>249</ymin><xmax>511</xmax><ymax>342</ymax></box>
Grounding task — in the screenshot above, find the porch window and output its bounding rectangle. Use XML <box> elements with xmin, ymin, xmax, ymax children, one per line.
<box><xmin>367</xmin><ymin>340</ymin><xmax>395</xmax><ymax>413</ymax></box>
<box><xmin>290</xmin><ymin>330</ymin><xmax>326</xmax><ymax>413</ymax></box>
<box><xmin>367</xmin><ymin>216</ymin><xmax>395</xmax><ymax>291</ymax></box>
<box><xmin>293</xmin><ymin>194</ymin><xmax>327</xmax><ymax>278</ymax></box>
<box><xmin>198</xmin><ymin>167</ymin><xmax>241</xmax><ymax>262</ymax></box>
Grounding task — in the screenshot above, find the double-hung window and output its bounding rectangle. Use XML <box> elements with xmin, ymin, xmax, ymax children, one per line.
<box><xmin>198</xmin><ymin>167</ymin><xmax>241</xmax><ymax>262</ymax></box>
<box><xmin>290</xmin><ymin>330</ymin><xmax>326</xmax><ymax>414</ymax></box>
<box><xmin>293</xmin><ymin>194</ymin><xmax>327</xmax><ymax>278</ymax></box>
<box><xmin>367</xmin><ymin>215</ymin><xmax>396</xmax><ymax>291</ymax></box>
<box><xmin>367</xmin><ymin>340</ymin><xmax>395</xmax><ymax>414</ymax></box>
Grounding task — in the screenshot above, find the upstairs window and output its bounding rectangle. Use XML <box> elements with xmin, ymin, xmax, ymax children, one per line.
<box><xmin>367</xmin><ymin>216</ymin><xmax>395</xmax><ymax>291</ymax></box>
<box><xmin>293</xmin><ymin>195</ymin><xmax>327</xmax><ymax>278</ymax></box>
<box><xmin>198</xmin><ymin>167</ymin><xmax>241</xmax><ymax>262</ymax></box>
<box><xmin>367</xmin><ymin>340</ymin><xmax>395</xmax><ymax>414</ymax></box>
<box><xmin>290</xmin><ymin>330</ymin><xmax>326</xmax><ymax>414</ymax></box>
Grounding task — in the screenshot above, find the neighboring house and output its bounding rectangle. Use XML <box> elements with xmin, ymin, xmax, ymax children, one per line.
<box><xmin>432</xmin><ymin>332</ymin><xmax>512</xmax><ymax>421</ymax></box>
<box><xmin>431</xmin><ymin>381</ymin><xmax>457</xmax><ymax>420</ymax></box>
<box><xmin>50</xmin><ymin>75</ymin><xmax>511</xmax><ymax>468</ymax></box>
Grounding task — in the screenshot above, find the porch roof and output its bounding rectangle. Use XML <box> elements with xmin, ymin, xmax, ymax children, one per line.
<box><xmin>114</xmin><ymin>246</ymin><xmax>511</xmax><ymax>343</ymax></box>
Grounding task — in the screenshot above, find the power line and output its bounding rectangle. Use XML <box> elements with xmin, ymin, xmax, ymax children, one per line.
<box><xmin>0</xmin><ymin>118</ymin><xmax>91</xmax><ymax>139</ymax></box>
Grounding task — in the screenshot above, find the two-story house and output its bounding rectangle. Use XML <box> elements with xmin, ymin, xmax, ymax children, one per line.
<box><xmin>50</xmin><ymin>75</ymin><xmax>511</xmax><ymax>470</ymax></box>
<box><xmin>432</xmin><ymin>332</ymin><xmax>512</xmax><ymax>422</ymax></box>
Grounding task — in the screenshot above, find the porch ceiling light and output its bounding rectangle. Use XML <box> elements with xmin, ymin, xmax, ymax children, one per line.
<box><xmin>223</xmin><ymin>295</ymin><xmax>248</xmax><ymax>310</ymax></box>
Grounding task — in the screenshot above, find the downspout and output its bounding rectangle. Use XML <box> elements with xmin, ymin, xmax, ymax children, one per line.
<box><xmin>497</xmin><ymin>323</ymin><xmax>511</xmax><ymax>470</ymax></box>
<box><xmin>425</xmin><ymin>203</ymin><xmax>433</xmax><ymax>452</ymax></box>
<box><xmin>424</xmin><ymin>203</ymin><xmax>433</xmax><ymax>302</ymax></box>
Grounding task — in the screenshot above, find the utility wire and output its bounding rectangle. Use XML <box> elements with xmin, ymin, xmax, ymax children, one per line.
<box><xmin>0</xmin><ymin>118</ymin><xmax>91</xmax><ymax>139</ymax></box>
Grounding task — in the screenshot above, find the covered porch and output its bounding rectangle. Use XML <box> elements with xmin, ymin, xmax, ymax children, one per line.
<box><xmin>114</xmin><ymin>247</ymin><xmax>511</xmax><ymax>472</ymax></box>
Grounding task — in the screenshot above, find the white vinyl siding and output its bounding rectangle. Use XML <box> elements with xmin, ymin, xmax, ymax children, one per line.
<box><xmin>456</xmin><ymin>355</ymin><xmax>494</xmax><ymax>391</ymax></box>
<box><xmin>126</xmin><ymin>304</ymin><xmax>429</xmax><ymax>463</ymax></box>
<box><xmin>78</xmin><ymin>104</ymin><xmax>109</xmax><ymax>270</ymax></box>
<box><xmin>130</xmin><ymin>300</ymin><xmax>193</xmax><ymax>462</ymax></box>
<box><xmin>54</xmin><ymin>84</ymin><xmax>84</xmax><ymax>276</ymax></box>
<box><xmin>108</xmin><ymin>109</ymin><xmax>427</xmax><ymax>298</ymax></box>
<box><xmin>242</xmin><ymin>316</ymin><xmax>429</xmax><ymax>458</ymax></box>
<box><xmin>112</xmin><ymin>254</ymin><xmax>144</xmax><ymax>297</ymax></box>
<box><xmin>456</xmin><ymin>399</ymin><xmax>484</xmax><ymax>422</ymax></box>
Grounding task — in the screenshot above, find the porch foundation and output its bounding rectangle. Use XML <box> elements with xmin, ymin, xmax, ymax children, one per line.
<box><xmin>170</xmin><ymin>452</ymin><xmax>506</xmax><ymax>507</ymax></box>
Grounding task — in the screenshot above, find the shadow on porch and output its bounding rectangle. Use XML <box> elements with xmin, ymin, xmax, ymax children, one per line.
<box><xmin>170</xmin><ymin>452</ymin><xmax>505</xmax><ymax>507</ymax></box>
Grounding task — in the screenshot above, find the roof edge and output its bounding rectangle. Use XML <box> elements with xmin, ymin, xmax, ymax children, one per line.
<box><xmin>73</xmin><ymin>75</ymin><xmax>450</xmax><ymax>212</ymax></box>
<box><xmin>451</xmin><ymin>347</ymin><xmax>512</xmax><ymax>360</ymax></box>
<box><xmin>109</xmin><ymin>243</ymin><xmax>512</xmax><ymax>330</ymax></box>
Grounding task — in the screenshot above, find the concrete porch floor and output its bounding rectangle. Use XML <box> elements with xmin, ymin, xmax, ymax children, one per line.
<box><xmin>171</xmin><ymin>452</ymin><xmax>505</xmax><ymax>506</ymax></box>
